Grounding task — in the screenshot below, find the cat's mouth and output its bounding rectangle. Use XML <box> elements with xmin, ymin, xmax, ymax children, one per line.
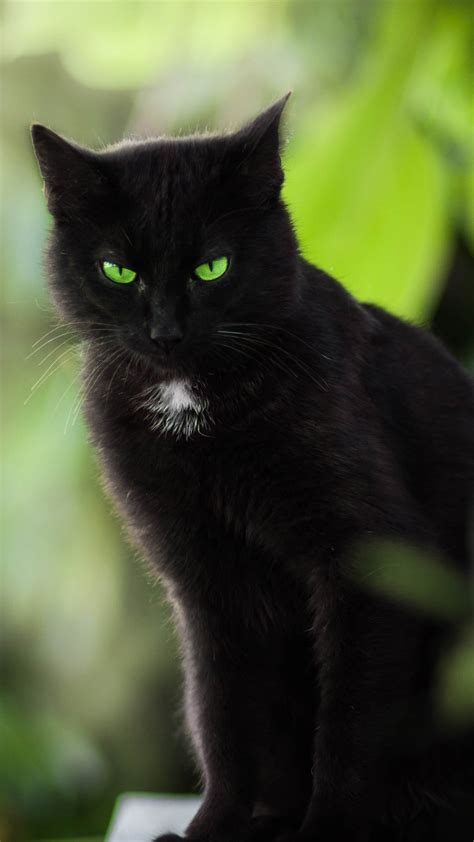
<box><xmin>127</xmin><ymin>338</ymin><xmax>198</xmax><ymax>383</ymax></box>
<box><xmin>135</xmin><ymin>347</ymin><xmax>187</xmax><ymax>378</ymax></box>
<box><xmin>119</xmin><ymin>331</ymin><xmax>253</xmax><ymax>385</ymax></box>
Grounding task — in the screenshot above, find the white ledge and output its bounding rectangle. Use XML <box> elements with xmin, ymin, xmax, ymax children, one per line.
<box><xmin>106</xmin><ymin>794</ymin><xmax>201</xmax><ymax>842</ymax></box>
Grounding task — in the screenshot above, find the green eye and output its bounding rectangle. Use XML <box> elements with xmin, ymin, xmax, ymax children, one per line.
<box><xmin>193</xmin><ymin>256</ymin><xmax>229</xmax><ymax>282</ymax></box>
<box><xmin>101</xmin><ymin>261</ymin><xmax>137</xmax><ymax>284</ymax></box>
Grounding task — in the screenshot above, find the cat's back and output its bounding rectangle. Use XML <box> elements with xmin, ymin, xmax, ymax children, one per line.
<box><xmin>361</xmin><ymin>302</ymin><xmax>473</xmax><ymax>441</ymax></box>
<box><xmin>360</xmin><ymin>301</ymin><xmax>473</xmax><ymax>565</ymax></box>
<box><xmin>299</xmin><ymin>263</ymin><xmax>473</xmax><ymax>461</ymax></box>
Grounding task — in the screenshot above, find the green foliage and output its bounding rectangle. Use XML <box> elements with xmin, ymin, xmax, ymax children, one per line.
<box><xmin>350</xmin><ymin>539</ymin><xmax>474</xmax><ymax>728</ymax></box>
<box><xmin>351</xmin><ymin>540</ymin><xmax>471</xmax><ymax>622</ymax></box>
<box><xmin>437</xmin><ymin>627</ymin><xmax>474</xmax><ymax>728</ymax></box>
<box><xmin>0</xmin><ymin>699</ymin><xmax>106</xmax><ymax>831</ymax></box>
<box><xmin>284</xmin><ymin>1</ymin><xmax>473</xmax><ymax>319</ymax></box>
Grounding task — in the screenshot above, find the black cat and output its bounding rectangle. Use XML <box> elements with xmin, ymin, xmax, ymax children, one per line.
<box><xmin>32</xmin><ymin>95</ymin><xmax>473</xmax><ymax>842</ymax></box>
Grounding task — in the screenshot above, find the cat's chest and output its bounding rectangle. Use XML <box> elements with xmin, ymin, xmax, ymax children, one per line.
<box><xmin>200</xmin><ymin>429</ymin><xmax>335</xmax><ymax>562</ymax></box>
<box><xmin>138</xmin><ymin>378</ymin><xmax>210</xmax><ymax>439</ymax></box>
<box><xmin>99</xmin><ymin>381</ymin><xmax>340</xmax><ymax>565</ymax></box>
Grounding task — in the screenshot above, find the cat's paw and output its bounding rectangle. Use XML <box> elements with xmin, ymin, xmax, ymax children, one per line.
<box><xmin>276</xmin><ymin>825</ymin><xmax>370</xmax><ymax>842</ymax></box>
<box><xmin>152</xmin><ymin>817</ymin><xmax>295</xmax><ymax>842</ymax></box>
<box><xmin>152</xmin><ymin>835</ymin><xmax>187</xmax><ymax>842</ymax></box>
<box><xmin>185</xmin><ymin>800</ymin><xmax>252</xmax><ymax>842</ymax></box>
<box><xmin>250</xmin><ymin>816</ymin><xmax>299</xmax><ymax>841</ymax></box>
<box><xmin>153</xmin><ymin>835</ymin><xmax>207</xmax><ymax>842</ymax></box>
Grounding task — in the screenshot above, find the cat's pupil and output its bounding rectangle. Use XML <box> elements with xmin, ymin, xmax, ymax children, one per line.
<box><xmin>208</xmin><ymin>261</ymin><xmax>213</xmax><ymax>272</ymax></box>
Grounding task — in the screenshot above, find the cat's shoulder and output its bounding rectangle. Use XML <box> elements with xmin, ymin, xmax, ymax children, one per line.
<box><xmin>361</xmin><ymin>301</ymin><xmax>470</xmax><ymax>382</ymax></box>
<box><xmin>359</xmin><ymin>302</ymin><xmax>473</xmax><ymax>440</ymax></box>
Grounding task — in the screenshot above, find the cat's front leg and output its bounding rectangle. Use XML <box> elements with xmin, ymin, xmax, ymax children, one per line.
<box><xmin>155</xmin><ymin>596</ymin><xmax>256</xmax><ymax>842</ymax></box>
<box><xmin>156</xmin><ymin>816</ymin><xmax>296</xmax><ymax>842</ymax></box>
<box><xmin>281</xmin><ymin>578</ymin><xmax>428</xmax><ymax>840</ymax></box>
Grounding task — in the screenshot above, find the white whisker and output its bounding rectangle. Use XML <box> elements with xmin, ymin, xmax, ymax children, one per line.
<box><xmin>24</xmin><ymin>347</ymin><xmax>78</xmax><ymax>405</ymax></box>
<box><xmin>217</xmin><ymin>325</ymin><xmax>328</xmax><ymax>392</ymax></box>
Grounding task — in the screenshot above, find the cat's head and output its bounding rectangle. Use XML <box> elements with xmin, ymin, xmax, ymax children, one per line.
<box><xmin>31</xmin><ymin>94</ymin><xmax>300</xmax><ymax>381</ymax></box>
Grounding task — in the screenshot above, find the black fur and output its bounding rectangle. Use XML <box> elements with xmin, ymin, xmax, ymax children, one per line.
<box><xmin>32</xmin><ymin>96</ymin><xmax>474</xmax><ymax>841</ymax></box>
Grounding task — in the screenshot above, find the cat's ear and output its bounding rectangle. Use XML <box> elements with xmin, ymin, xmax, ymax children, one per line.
<box><xmin>31</xmin><ymin>124</ymin><xmax>108</xmax><ymax>219</ymax></box>
<box><xmin>233</xmin><ymin>92</ymin><xmax>291</xmax><ymax>200</ymax></box>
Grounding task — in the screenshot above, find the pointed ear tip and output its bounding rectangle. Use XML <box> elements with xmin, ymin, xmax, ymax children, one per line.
<box><xmin>30</xmin><ymin>123</ymin><xmax>52</xmax><ymax>146</ymax></box>
<box><xmin>271</xmin><ymin>91</ymin><xmax>292</xmax><ymax>119</ymax></box>
<box><xmin>31</xmin><ymin>124</ymin><xmax>66</xmax><ymax>146</ymax></box>
<box><xmin>277</xmin><ymin>91</ymin><xmax>292</xmax><ymax>108</ymax></box>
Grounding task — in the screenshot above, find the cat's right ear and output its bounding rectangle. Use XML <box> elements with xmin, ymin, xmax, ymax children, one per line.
<box><xmin>31</xmin><ymin>125</ymin><xmax>107</xmax><ymax>219</ymax></box>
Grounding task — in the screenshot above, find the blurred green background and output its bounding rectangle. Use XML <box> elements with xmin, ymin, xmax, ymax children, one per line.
<box><xmin>1</xmin><ymin>1</ymin><xmax>473</xmax><ymax>840</ymax></box>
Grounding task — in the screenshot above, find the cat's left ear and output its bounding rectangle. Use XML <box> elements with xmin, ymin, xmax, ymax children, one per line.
<box><xmin>31</xmin><ymin>124</ymin><xmax>108</xmax><ymax>219</ymax></box>
<box><xmin>233</xmin><ymin>92</ymin><xmax>291</xmax><ymax>200</ymax></box>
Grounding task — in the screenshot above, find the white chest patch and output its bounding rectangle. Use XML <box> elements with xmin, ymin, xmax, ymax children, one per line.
<box><xmin>160</xmin><ymin>380</ymin><xmax>197</xmax><ymax>413</ymax></box>
<box><xmin>138</xmin><ymin>379</ymin><xmax>210</xmax><ymax>439</ymax></box>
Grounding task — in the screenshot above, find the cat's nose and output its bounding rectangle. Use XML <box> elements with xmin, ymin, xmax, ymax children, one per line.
<box><xmin>149</xmin><ymin>323</ymin><xmax>183</xmax><ymax>354</ymax></box>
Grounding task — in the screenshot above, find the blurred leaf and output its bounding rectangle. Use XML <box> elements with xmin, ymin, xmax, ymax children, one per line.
<box><xmin>408</xmin><ymin>3</ymin><xmax>473</xmax><ymax>168</ymax></box>
<box><xmin>436</xmin><ymin>626</ymin><xmax>474</xmax><ymax>727</ymax></box>
<box><xmin>350</xmin><ymin>540</ymin><xmax>472</xmax><ymax>621</ymax></box>
<box><xmin>465</xmin><ymin>164</ymin><xmax>474</xmax><ymax>249</ymax></box>
<box><xmin>0</xmin><ymin>698</ymin><xmax>106</xmax><ymax>799</ymax></box>
<box><xmin>284</xmin><ymin>1</ymin><xmax>454</xmax><ymax>321</ymax></box>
